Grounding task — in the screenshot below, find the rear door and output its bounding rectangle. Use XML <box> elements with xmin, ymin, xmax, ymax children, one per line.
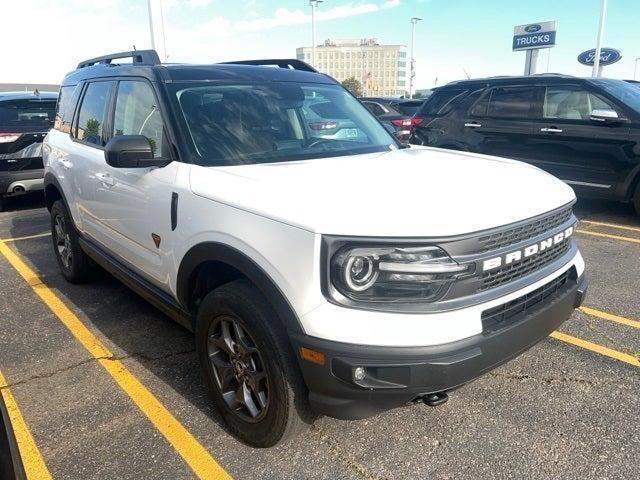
<box><xmin>460</xmin><ymin>85</ymin><xmax>537</xmax><ymax>160</ymax></box>
<box><xmin>526</xmin><ymin>83</ymin><xmax>631</xmax><ymax>193</ymax></box>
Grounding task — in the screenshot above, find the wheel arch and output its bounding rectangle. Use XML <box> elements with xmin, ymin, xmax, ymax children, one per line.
<box><xmin>43</xmin><ymin>173</ymin><xmax>67</xmax><ymax>212</ymax></box>
<box><xmin>177</xmin><ymin>242</ymin><xmax>304</xmax><ymax>334</ymax></box>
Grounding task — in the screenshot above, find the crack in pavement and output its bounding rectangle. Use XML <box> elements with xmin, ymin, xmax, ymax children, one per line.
<box><xmin>489</xmin><ymin>371</ymin><xmax>633</xmax><ymax>386</ymax></box>
<box><xmin>0</xmin><ymin>347</ymin><xmax>196</xmax><ymax>391</ymax></box>
<box><xmin>311</xmin><ymin>425</ymin><xmax>383</xmax><ymax>480</ymax></box>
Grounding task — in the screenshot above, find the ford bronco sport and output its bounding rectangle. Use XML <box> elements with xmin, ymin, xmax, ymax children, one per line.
<box><xmin>43</xmin><ymin>51</ymin><xmax>587</xmax><ymax>447</ymax></box>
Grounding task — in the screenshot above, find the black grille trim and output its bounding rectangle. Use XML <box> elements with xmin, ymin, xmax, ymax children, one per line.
<box><xmin>477</xmin><ymin>206</ymin><xmax>573</xmax><ymax>253</ymax></box>
<box><xmin>481</xmin><ymin>267</ymin><xmax>576</xmax><ymax>334</ymax></box>
<box><xmin>480</xmin><ymin>240</ymin><xmax>571</xmax><ymax>291</ymax></box>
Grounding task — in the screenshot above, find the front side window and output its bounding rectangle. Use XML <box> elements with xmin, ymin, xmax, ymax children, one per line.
<box><xmin>75</xmin><ymin>81</ymin><xmax>112</xmax><ymax>146</ymax></box>
<box><xmin>172</xmin><ymin>82</ymin><xmax>396</xmax><ymax>166</ymax></box>
<box><xmin>113</xmin><ymin>81</ymin><xmax>165</xmax><ymax>158</ymax></box>
<box><xmin>486</xmin><ymin>86</ymin><xmax>536</xmax><ymax>118</ymax></box>
<box><xmin>589</xmin><ymin>79</ymin><xmax>640</xmax><ymax>116</ymax></box>
<box><xmin>543</xmin><ymin>85</ymin><xmax>616</xmax><ymax>120</ymax></box>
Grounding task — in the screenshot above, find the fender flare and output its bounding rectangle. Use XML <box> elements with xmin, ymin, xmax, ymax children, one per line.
<box><xmin>43</xmin><ymin>172</ymin><xmax>68</xmax><ymax>211</ymax></box>
<box><xmin>176</xmin><ymin>242</ymin><xmax>304</xmax><ymax>334</ymax></box>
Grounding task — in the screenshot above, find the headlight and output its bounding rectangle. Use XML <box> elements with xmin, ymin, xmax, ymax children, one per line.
<box><xmin>330</xmin><ymin>245</ymin><xmax>473</xmax><ymax>304</ymax></box>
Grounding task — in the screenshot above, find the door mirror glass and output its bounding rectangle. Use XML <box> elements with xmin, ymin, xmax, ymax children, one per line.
<box><xmin>104</xmin><ymin>135</ymin><xmax>168</xmax><ymax>168</ymax></box>
<box><xmin>590</xmin><ymin>109</ymin><xmax>619</xmax><ymax>123</ymax></box>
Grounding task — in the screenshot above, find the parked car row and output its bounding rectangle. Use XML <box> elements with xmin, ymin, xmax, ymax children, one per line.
<box><xmin>408</xmin><ymin>74</ymin><xmax>640</xmax><ymax>214</ymax></box>
<box><xmin>360</xmin><ymin>96</ymin><xmax>429</xmax><ymax>141</ymax></box>
<box><xmin>0</xmin><ymin>90</ymin><xmax>57</xmax><ymax>210</ymax></box>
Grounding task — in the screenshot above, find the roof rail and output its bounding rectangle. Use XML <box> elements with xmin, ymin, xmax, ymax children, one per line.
<box><xmin>219</xmin><ymin>59</ymin><xmax>318</xmax><ymax>73</ymax></box>
<box><xmin>77</xmin><ymin>50</ymin><xmax>161</xmax><ymax>69</ymax></box>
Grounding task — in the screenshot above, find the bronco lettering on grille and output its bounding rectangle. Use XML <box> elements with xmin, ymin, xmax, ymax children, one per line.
<box><xmin>482</xmin><ymin>226</ymin><xmax>574</xmax><ymax>272</ymax></box>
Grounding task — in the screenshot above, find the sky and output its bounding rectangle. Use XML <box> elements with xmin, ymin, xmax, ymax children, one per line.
<box><xmin>2</xmin><ymin>0</ymin><xmax>639</xmax><ymax>89</ymax></box>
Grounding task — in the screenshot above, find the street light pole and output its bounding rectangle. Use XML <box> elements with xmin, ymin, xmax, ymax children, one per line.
<box><xmin>592</xmin><ymin>0</ymin><xmax>607</xmax><ymax>77</ymax></box>
<box><xmin>309</xmin><ymin>1</ymin><xmax>324</xmax><ymax>68</ymax></box>
<box><xmin>409</xmin><ymin>17</ymin><xmax>422</xmax><ymax>98</ymax></box>
<box><xmin>146</xmin><ymin>0</ymin><xmax>156</xmax><ymax>50</ymax></box>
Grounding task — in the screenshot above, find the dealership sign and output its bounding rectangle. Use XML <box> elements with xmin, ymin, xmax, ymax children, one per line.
<box><xmin>577</xmin><ymin>48</ymin><xmax>622</xmax><ymax>67</ymax></box>
<box><xmin>513</xmin><ymin>21</ymin><xmax>557</xmax><ymax>51</ymax></box>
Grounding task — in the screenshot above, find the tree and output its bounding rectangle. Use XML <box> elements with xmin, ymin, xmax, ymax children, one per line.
<box><xmin>341</xmin><ymin>77</ymin><xmax>363</xmax><ymax>97</ymax></box>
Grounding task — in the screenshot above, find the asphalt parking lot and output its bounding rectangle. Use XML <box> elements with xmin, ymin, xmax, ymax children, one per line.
<box><xmin>0</xmin><ymin>193</ymin><xmax>638</xmax><ymax>480</ymax></box>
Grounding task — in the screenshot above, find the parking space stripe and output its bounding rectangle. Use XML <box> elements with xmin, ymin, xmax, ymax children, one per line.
<box><xmin>550</xmin><ymin>331</ymin><xmax>640</xmax><ymax>367</ymax></box>
<box><xmin>1</xmin><ymin>232</ymin><xmax>51</xmax><ymax>243</ymax></box>
<box><xmin>0</xmin><ymin>370</ymin><xmax>53</xmax><ymax>480</ymax></box>
<box><xmin>575</xmin><ymin>229</ymin><xmax>640</xmax><ymax>244</ymax></box>
<box><xmin>580</xmin><ymin>219</ymin><xmax>640</xmax><ymax>233</ymax></box>
<box><xmin>0</xmin><ymin>240</ymin><xmax>232</xmax><ymax>480</ymax></box>
<box><xmin>580</xmin><ymin>306</ymin><xmax>640</xmax><ymax>330</ymax></box>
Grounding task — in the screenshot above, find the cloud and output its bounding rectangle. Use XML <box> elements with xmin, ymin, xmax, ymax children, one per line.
<box><xmin>187</xmin><ymin>0</ymin><xmax>211</xmax><ymax>8</ymax></box>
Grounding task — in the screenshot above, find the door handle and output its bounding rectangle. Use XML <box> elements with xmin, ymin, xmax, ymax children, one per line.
<box><xmin>464</xmin><ymin>122</ymin><xmax>482</xmax><ymax>128</ymax></box>
<box><xmin>541</xmin><ymin>127</ymin><xmax>563</xmax><ymax>133</ymax></box>
<box><xmin>95</xmin><ymin>172</ymin><xmax>114</xmax><ymax>187</ymax></box>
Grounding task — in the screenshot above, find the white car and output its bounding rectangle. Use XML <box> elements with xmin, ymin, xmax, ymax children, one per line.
<box><xmin>43</xmin><ymin>51</ymin><xmax>587</xmax><ymax>447</ymax></box>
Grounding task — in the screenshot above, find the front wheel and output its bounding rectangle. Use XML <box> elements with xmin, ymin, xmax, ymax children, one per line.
<box><xmin>196</xmin><ymin>279</ymin><xmax>313</xmax><ymax>447</ymax></box>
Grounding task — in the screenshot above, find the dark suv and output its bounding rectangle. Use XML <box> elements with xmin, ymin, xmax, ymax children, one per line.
<box><xmin>409</xmin><ymin>75</ymin><xmax>640</xmax><ymax>212</ymax></box>
<box><xmin>0</xmin><ymin>90</ymin><xmax>57</xmax><ymax>210</ymax></box>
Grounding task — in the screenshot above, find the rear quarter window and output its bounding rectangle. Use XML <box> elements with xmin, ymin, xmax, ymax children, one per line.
<box><xmin>419</xmin><ymin>89</ymin><xmax>469</xmax><ymax>116</ymax></box>
<box><xmin>54</xmin><ymin>86</ymin><xmax>78</xmax><ymax>134</ymax></box>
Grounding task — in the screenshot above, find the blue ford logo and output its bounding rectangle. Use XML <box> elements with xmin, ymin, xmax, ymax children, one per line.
<box><xmin>577</xmin><ymin>48</ymin><xmax>622</xmax><ymax>66</ymax></box>
<box><xmin>525</xmin><ymin>24</ymin><xmax>542</xmax><ymax>33</ymax></box>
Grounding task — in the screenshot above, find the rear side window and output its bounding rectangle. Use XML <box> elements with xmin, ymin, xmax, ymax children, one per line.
<box><xmin>54</xmin><ymin>86</ymin><xmax>77</xmax><ymax>134</ymax></box>
<box><xmin>0</xmin><ymin>98</ymin><xmax>56</xmax><ymax>128</ymax></box>
<box><xmin>419</xmin><ymin>89</ymin><xmax>468</xmax><ymax>116</ymax></box>
<box><xmin>485</xmin><ymin>86</ymin><xmax>536</xmax><ymax>118</ymax></box>
<box><xmin>75</xmin><ymin>81</ymin><xmax>112</xmax><ymax>146</ymax></box>
<box><xmin>113</xmin><ymin>81</ymin><xmax>166</xmax><ymax>158</ymax></box>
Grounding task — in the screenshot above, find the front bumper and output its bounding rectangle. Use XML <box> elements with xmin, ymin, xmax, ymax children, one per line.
<box><xmin>290</xmin><ymin>272</ymin><xmax>587</xmax><ymax>420</ymax></box>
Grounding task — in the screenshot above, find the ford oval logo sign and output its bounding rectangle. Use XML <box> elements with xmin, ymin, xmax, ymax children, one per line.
<box><xmin>577</xmin><ymin>48</ymin><xmax>622</xmax><ymax>66</ymax></box>
<box><xmin>524</xmin><ymin>24</ymin><xmax>542</xmax><ymax>33</ymax></box>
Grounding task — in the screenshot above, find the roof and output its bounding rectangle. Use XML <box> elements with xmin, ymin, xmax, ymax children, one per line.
<box><xmin>62</xmin><ymin>61</ymin><xmax>338</xmax><ymax>86</ymax></box>
<box><xmin>442</xmin><ymin>74</ymin><xmax>627</xmax><ymax>88</ymax></box>
<box><xmin>0</xmin><ymin>91</ymin><xmax>58</xmax><ymax>101</ymax></box>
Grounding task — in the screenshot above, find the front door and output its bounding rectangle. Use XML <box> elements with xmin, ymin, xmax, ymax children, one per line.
<box><xmin>527</xmin><ymin>83</ymin><xmax>631</xmax><ymax>194</ymax></box>
<box><xmin>92</xmin><ymin>79</ymin><xmax>178</xmax><ymax>288</ymax></box>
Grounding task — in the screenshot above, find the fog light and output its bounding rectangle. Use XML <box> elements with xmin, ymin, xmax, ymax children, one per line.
<box><xmin>353</xmin><ymin>367</ymin><xmax>366</xmax><ymax>381</ymax></box>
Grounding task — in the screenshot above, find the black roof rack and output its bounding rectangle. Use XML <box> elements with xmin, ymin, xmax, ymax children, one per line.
<box><xmin>77</xmin><ymin>50</ymin><xmax>161</xmax><ymax>69</ymax></box>
<box><xmin>219</xmin><ymin>59</ymin><xmax>318</xmax><ymax>73</ymax></box>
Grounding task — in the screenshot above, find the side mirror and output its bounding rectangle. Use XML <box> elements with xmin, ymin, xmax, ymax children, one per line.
<box><xmin>104</xmin><ymin>135</ymin><xmax>169</xmax><ymax>168</ymax></box>
<box><xmin>590</xmin><ymin>109</ymin><xmax>620</xmax><ymax>124</ymax></box>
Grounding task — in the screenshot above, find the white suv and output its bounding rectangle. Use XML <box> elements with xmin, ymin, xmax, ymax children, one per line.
<box><xmin>43</xmin><ymin>51</ymin><xmax>587</xmax><ymax>447</ymax></box>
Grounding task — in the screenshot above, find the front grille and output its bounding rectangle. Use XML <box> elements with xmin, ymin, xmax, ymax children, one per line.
<box><xmin>480</xmin><ymin>240</ymin><xmax>571</xmax><ymax>291</ymax></box>
<box><xmin>477</xmin><ymin>206</ymin><xmax>573</xmax><ymax>253</ymax></box>
<box><xmin>481</xmin><ymin>267</ymin><xmax>574</xmax><ymax>333</ymax></box>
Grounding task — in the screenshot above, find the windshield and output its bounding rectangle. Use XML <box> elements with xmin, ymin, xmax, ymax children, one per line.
<box><xmin>0</xmin><ymin>99</ymin><xmax>56</xmax><ymax>129</ymax></box>
<box><xmin>590</xmin><ymin>79</ymin><xmax>640</xmax><ymax>115</ymax></box>
<box><xmin>171</xmin><ymin>82</ymin><xmax>397</xmax><ymax>166</ymax></box>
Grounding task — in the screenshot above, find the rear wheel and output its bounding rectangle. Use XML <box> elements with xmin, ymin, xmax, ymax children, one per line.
<box><xmin>196</xmin><ymin>279</ymin><xmax>313</xmax><ymax>447</ymax></box>
<box><xmin>633</xmin><ymin>183</ymin><xmax>640</xmax><ymax>216</ymax></box>
<box><xmin>50</xmin><ymin>200</ymin><xmax>96</xmax><ymax>283</ymax></box>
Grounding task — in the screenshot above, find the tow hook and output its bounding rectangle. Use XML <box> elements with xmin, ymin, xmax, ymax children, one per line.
<box><xmin>422</xmin><ymin>392</ymin><xmax>448</xmax><ymax>407</ymax></box>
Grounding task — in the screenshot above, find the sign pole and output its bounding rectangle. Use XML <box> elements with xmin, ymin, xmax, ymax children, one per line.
<box><xmin>592</xmin><ymin>0</ymin><xmax>608</xmax><ymax>77</ymax></box>
<box><xmin>524</xmin><ymin>49</ymin><xmax>539</xmax><ymax>76</ymax></box>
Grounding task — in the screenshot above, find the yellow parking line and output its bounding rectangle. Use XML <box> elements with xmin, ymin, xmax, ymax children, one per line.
<box><xmin>0</xmin><ymin>370</ymin><xmax>53</xmax><ymax>480</ymax></box>
<box><xmin>575</xmin><ymin>229</ymin><xmax>640</xmax><ymax>244</ymax></box>
<box><xmin>580</xmin><ymin>219</ymin><xmax>640</xmax><ymax>233</ymax></box>
<box><xmin>579</xmin><ymin>306</ymin><xmax>640</xmax><ymax>330</ymax></box>
<box><xmin>2</xmin><ymin>232</ymin><xmax>51</xmax><ymax>243</ymax></box>
<box><xmin>550</xmin><ymin>331</ymin><xmax>640</xmax><ymax>367</ymax></box>
<box><xmin>0</xmin><ymin>240</ymin><xmax>232</xmax><ymax>480</ymax></box>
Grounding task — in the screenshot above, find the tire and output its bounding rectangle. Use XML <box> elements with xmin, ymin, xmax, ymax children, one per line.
<box><xmin>0</xmin><ymin>196</ymin><xmax>4</xmax><ymax>212</ymax></box>
<box><xmin>633</xmin><ymin>183</ymin><xmax>640</xmax><ymax>216</ymax></box>
<box><xmin>50</xmin><ymin>200</ymin><xmax>96</xmax><ymax>283</ymax></box>
<box><xmin>196</xmin><ymin>279</ymin><xmax>313</xmax><ymax>447</ymax></box>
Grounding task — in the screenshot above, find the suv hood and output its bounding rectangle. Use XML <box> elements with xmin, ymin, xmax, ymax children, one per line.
<box><xmin>190</xmin><ymin>147</ymin><xmax>576</xmax><ymax>237</ymax></box>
